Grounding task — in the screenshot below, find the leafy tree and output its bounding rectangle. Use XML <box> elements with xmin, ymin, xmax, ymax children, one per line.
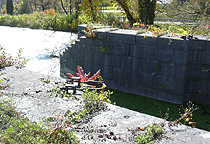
<box><xmin>19</xmin><ymin>0</ymin><xmax>31</xmax><ymax>14</ymax></box>
<box><xmin>116</xmin><ymin>0</ymin><xmax>136</xmax><ymax>24</ymax></box>
<box><xmin>60</xmin><ymin>0</ymin><xmax>75</xmax><ymax>15</ymax></box>
<box><xmin>138</xmin><ymin>0</ymin><xmax>156</xmax><ymax>24</ymax></box>
<box><xmin>0</xmin><ymin>0</ymin><xmax>6</xmax><ymax>10</ymax></box>
<box><xmin>163</xmin><ymin>0</ymin><xmax>210</xmax><ymax>20</ymax></box>
<box><xmin>163</xmin><ymin>0</ymin><xmax>210</xmax><ymax>36</ymax></box>
<box><xmin>6</xmin><ymin>0</ymin><xmax>13</xmax><ymax>15</ymax></box>
<box><xmin>35</xmin><ymin>0</ymin><xmax>55</xmax><ymax>11</ymax></box>
<box><xmin>115</xmin><ymin>0</ymin><xmax>157</xmax><ymax>24</ymax></box>
<box><xmin>80</xmin><ymin>0</ymin><xmax>103</xmax><ymax>22</ymax></box>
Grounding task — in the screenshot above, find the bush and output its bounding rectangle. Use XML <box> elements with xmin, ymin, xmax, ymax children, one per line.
<box><xmin>82</xmin><ymin>89</ymin><xmax>112</xmax><ymax>114</ymax></box>
<box><xmin>0</xmin><ymin>12</ymin><xmax>79</xmax><ymax>32</ymax></box>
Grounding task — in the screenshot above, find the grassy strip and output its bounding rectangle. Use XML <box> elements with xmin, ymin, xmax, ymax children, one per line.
<box><xmin>110</xmin><ymin>89</ymin><xmax>210</xmax><ymax>131</ymax></box>
<box><xmin>0</xmin><ymin>12</ymin><xmax>78</xmax><ymax>32</ymax></box>
<box><xmin>0</xmin><ymin>98</ymin><xmax>79</xmax><ymax>143</ymax></box>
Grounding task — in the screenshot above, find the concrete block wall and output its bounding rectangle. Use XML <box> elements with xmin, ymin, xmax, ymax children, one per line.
<box><xmin>60</xmin><ymin>24</ymin><xmax>210</xmax><ymax>104</ymax></box>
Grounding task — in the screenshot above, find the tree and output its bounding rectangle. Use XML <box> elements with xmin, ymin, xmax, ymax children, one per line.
<box><xmin>35</xmin><ymin>0</ymin><xmax>55</xmax><ymax>11</ymax></box>
<box><xmin>162</xmin><ymin>0</ymin><xmax>210</xmax><ymax>36</ymax></box>
<box><xmin>0</xmin><ymin>0</ymin><xmax>6</xmax><ymax>10</ymax></box>
<box><xmin>80</xmin><ymin>0</ymin><xmax>103</xmax><ymax>22</ymax></box>
<box><xmin>116</xmin><ymin>0</ymin><xmax>136</xmax><ymax>24</ymax></box>
<box><xmin>6</xmin><ymin>0</ymin><xmax>13</xmax><ymax>15</ymax></box>
<box><xmin>115</xmin><ymin>0</ymin><xmax>157</xmax><ymax>24</ymax></box>
<box><xmin>138</xmin><ymin>0</ymin><xmax>156</xmax><ymax>24</ymax></box>
<box><xmin>19</xmin><ymin>0</ymin><xmax>31</xmax><ymax>14</ymax></box>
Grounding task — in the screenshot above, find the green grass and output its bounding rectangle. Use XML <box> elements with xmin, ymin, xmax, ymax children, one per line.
<box><xmin>0</xmin><ymin>98</ymin><xmax>79</xmax><ymax>143</ymax></box>
<box><xmin>109</xmin><ymin>89</ymin><xmax>210</xmax><ymax>131</ymax></box>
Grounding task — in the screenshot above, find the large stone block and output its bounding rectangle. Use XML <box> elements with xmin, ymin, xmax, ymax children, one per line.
<box><xmin>107</xmin><ymin>29</ymin><xmax>137</xmax><ymax>45</ymax></box>
<box><xmin>130</xmin><ymin>45</ymin><xmax>155</xmax><ymax>59</ymax></box>
<box><xmin>121</xmin><ymin>57</ymin><xmax>141</xmax><ymax>71</ymax></box>
<box><xmin>201</xmin><ymin>51</ymin><xmax>210</xmax><ymax>65</ymax></box>
<box><xmin>127</xmin><ymin>70</ymin><xmax>139</xmax><ymax>85</ymax></box>
<box><xmin>129</xmin><ymin>57</ymin><xmax>141</xmax><ymax>71</ymax></box>
<box><xmin>157</xmin><ymin>37</ymin><xmax>171</xmax><ymax>49</ymax></box>
<box><xmin>112</xmin><ymin>67</ymin><xmax>121</xmax><ymax>82</ymax></box>
<box><xmin>92</xmin><ymin>45</ymin><xmax>101</xmax><ymax>53</ymax></box>
<box><xmin>158</xmin><ymin>92</ymin><xmax>184</xmax><ymax>104</ymax></box>
<box><xmin>96</xmin><ymin>31</ymin><xmax>107</xmax><ymax>40</ymax></box>
<box><xmin>93</xmin><ymin>52</ymin><xmax>100</xmax><ymax>65</ymax></box>
<box><xmin>136</xmin><ymin>35</ymin><xmax>157</xmax><ymax>48</ymax></box>
<box><xmin>101</xmin><ymin>65</ymin><xmax>113</xmax><ymax>80</ymax></box>
<box><xmin>173</xmin><ymin>51</ymin><xmax>189</xmax><ymax>65</ymax></box>
<box><xmin>104</xmin><ymin>79</ymin><xmax>118</xmax><ymax>89</ymax></box>
<box><xmin>165</xmin><ymin>78</ymin><xmax>185</xmax><ymax>94</ymax></box>
<box><xmin>153</xmin><ymin>75</ymin><xmax>166</xmax><ymax>91</ymax></box>
<box><xmin>139</xmin><ymin>73</ymin><xmax>155</xmax><ymax>89</ymax></box>
<box><xmin>141</xmin><ymin>59</ymin><xmax>158</xmax><ymax>74</ymax></box>
<box><xmin>104</xmin><ymin>55</ymin><xmax>112</xmax><ymax>66</ymax></box>
<box><xmin>136</xmin><ymin>85</ymin><xmax>158</xmax><ymax>99</ymax></box>
<box><xmin>166</xmin><ymin>38</ymin><xmax>189</xmax><ymax>51</ymax></box>
<box><xmin>111</xmin><ymin>55</ymin><xmax>121</xmax><ymax>68</ymax></box>
<box><xmin>167</xmin><ymin>64</ymin><xmax>187</xmax><ymax>79</ymax></box>
<box><xmin>206</xmin><ymin>40</ymin><xmax>210</xmax><ymax>51</ymax></box>
<box><xmin>154</xmin><ymin>48</ymin><xmax>174</xmax><ymax>63</ymax></box>
<box><xmin>110</xmin><ymin>43</ymin><xmax>130</xmax><ymax>56</ymax></box>
<box><xmin>189</xmin><ymin>39</ymin><xmax>207</xmax><ymax>51</ymax></box>
<box><xmin>99</xmin><ymin>54</ymin><xmax>105</xmax><ymax>65</ymax></box>
<box><xmin>83</xmin><ymin>62</ymin><xmax>92</xmax><ymax>74</ymax></box>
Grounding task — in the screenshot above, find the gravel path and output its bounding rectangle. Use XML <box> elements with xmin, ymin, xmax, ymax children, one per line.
<box><xmin>1</xmin><ymin>67</ymin><xmax>210</xmax><ymax>144</ymax></box>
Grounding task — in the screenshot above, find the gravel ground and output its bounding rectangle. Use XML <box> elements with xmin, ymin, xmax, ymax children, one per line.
<box><xmin>1</xmin><ymin>67</ymin><xmax>210</xmax><ymax>144</ymax></box>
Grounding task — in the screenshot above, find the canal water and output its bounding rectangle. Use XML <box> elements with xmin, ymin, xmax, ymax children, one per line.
<box><xmin>0</xmin><ymin>26</ymin><xmax>77</xmax><ymax>76</ymax></box>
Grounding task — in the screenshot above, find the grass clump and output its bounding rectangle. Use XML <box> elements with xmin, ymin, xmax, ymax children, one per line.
<box><xmin>0</xmin><ymin>98</ymin><xmax>79</xmax><ymax>143</ymax></box>
<box><xmin>82</xmin><ymin>89</ymin><xmax>112</xmax><ymax>114</ymax></box>
<box><xmin>135</xmin><ymin>124</ymin><xmax>164</xmax><ymax>144</ymax></box>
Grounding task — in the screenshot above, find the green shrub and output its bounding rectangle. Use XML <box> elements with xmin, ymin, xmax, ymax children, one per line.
<box><xmin>0</xmin><ymin>12</ymin><xmax>79</xmax><ymax>32</ymax></box>
<box><xmin>135</xmin><ymin>124</ymin><xmax>164</xmax><ymax>144</ymax></box>
<box><xmin>82</xmin><ymin>89</ymin><xmax>112</xmax><ymax>114</ymax></box>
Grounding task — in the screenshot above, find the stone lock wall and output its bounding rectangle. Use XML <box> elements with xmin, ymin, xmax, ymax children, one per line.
<box><xmin>60</xmin><ymin>24</ymin><xmax>210</xmax><ymax>104</ymax></box>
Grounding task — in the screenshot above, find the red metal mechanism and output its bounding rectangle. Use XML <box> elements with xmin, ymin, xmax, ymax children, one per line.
<box><xmin>66</xmin><ymin>66</ymin><xmax>101</xmax><ymax>82</ymax></box>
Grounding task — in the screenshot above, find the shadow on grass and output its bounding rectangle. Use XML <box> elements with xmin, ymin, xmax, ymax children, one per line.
<box><xmin>109</xmin><ymin>89</ymin><xmax>210</xmax><ymax>132</ymax></box>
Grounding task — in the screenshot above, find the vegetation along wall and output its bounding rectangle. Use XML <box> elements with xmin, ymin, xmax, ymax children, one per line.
<box><xmin>60</xmin><ymin>24</ymin><xmax>210</xmax><ymax>104</ymax></box>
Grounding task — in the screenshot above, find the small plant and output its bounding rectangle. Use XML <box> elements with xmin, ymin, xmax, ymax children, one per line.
<box><xmin>82</xmin><ymin>26</ymin><xmax>97</xmax><ymax>39</ymax></box>
<box><xmin>49</xmin><ymin>84</ymin><xmax>78</xmax><ymax>100</ymax></box>
<box><xmin>159</xmin><ymin>81</ymin><xmax>166</xmax><ymax>90</ymax></box>
<box><xmin>64</xmin><ymin>110</ymin><xmax>87</xmax><ymax>124</ymax></box>
<box><xmin>135</xmin><ymin>123</ymin><xmax>164</xmax><ymax>144</ymax></box>
<box><xmin>152</xmin><ymin>64</ymin><xmax>161</xmax><ymax>75</ymax></box>
<box><xmin>175</xmin><ymin>101</ymin><xmax>199</xmax><ymax>127</ymax></box>
<box><xmin>133</xmin><ymin>101</ymin><xmax>199</xmax><ymax>143</ymax></box>
<box><xmin>201</xmin><ymin>65</ymin><xmax>210</xmax><ymax>72</ymax></box>
<box><xmin>100</xmin><ymin>45</ymin><xmax>111</xmax><ymax>54</ymax></box>
<box><xmin>82</xmin><ymin>89</ymin><xmax>112</xmax><ymax>114</ymax></box>
<box><xmin>0</xmin><ymin>46</ymin><xmax>29</xmax><ymax>68</ymax></box>
<box><xmin>45</xmin><ymin>115</ymin><xmax>79</xmax><ymax>143</ymax></box>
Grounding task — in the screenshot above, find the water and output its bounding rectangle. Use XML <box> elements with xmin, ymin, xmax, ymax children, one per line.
<box><xmin>0</xmin><ymin>26</ymin><xmax>77</xmax><ymax>76</ymax></box>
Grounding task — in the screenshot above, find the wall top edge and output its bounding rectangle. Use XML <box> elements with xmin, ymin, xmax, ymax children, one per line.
<box><xmin>78</xmin><ymin>24</ymin><xmax>210</xmax><ymax>41</ymax></box>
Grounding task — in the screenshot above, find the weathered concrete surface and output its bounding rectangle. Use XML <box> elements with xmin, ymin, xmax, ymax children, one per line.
<box><xmin>1</xmin><ymin>67</ymin><xmax>210</xmax><ymax>144</ymax></box>
<box><xmin>1</xmin><ymin>67</ymin><xmax>82</xmax><ymax>122</ymax></box>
